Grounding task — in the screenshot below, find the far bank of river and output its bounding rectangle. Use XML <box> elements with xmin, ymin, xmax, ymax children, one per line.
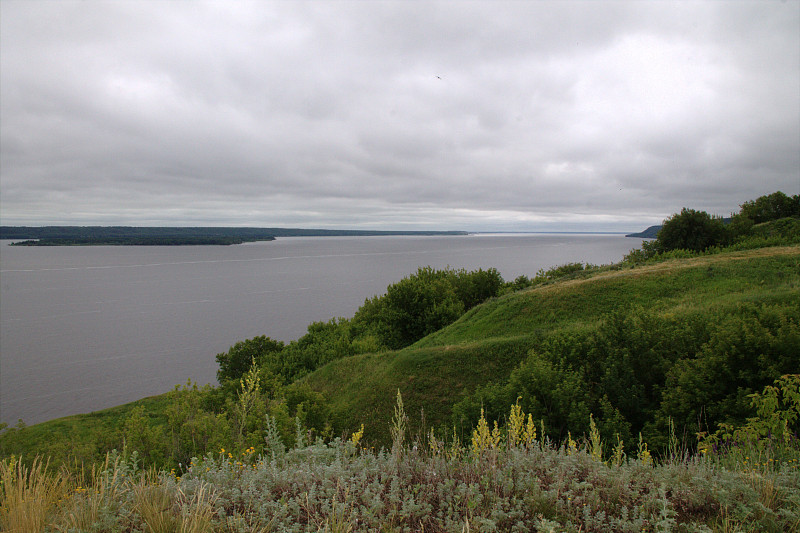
<box><xmin>0</xmin><ymin>233</ymin><xmax>642</xmax><ymax>426</ymax></box>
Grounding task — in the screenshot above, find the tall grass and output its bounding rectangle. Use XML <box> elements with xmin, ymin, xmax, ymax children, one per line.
<box><xmin>0</xmin><ymin>452</ymin><xmax>217</xmax><ymax>533</ymax></box>
<box><xmin>0</xmin><ymin>457</ymin><xmax>67</xmax><ymax>532</ymax></box>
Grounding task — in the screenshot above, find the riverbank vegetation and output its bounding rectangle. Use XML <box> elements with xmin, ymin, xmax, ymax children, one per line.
<box><xmin>1</xmin><ymin>191</ymin><xmax>798</xmax><ymax>530</ymax></box>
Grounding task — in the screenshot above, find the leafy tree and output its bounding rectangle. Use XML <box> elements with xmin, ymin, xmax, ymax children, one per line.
<box><xmin>655</xmin><ymin>208</ymin><xmax>727</xmax><ymax>253</ymax></box>
<box><xmin>352</xmin><ymin>266</ymin><xmax>504</xmax><ymax>350</ymax></box>
<box><xmin>278</xmin><ymin>319</ymin><xmax>354</xmax><ymax>381</ymax></box>
<box><xmin>381</xmin><ymin>267</ymin><xmax>465</xmax><ymax>349</ymax></box>
<box><xmin>351</xmin><ymin>294</ymin><xmax>393</xmax><ymax>349</ymax></box>
<box><xmin>737</xmin><ymin>191</ymin><xmax>800</xmax><ymax>224</ymax></box>
<box><xmin>451</xmin><ymin>267</ymin><xmax>503</xmax><ymax>310</ymax></box>
<box><xmin>215</xmin><ymin>336</ymin><xmax>284</xmax><ymax>385</ymax></box>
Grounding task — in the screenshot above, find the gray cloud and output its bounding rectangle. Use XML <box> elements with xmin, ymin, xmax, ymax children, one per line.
<box><xmin>1</xmin><ymin>0</ymin><xmax>798</xmax><ymax>231</ymax></box>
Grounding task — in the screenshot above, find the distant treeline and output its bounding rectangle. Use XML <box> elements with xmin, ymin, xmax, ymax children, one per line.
<box><xmin>11</xmin><ymin>236</ymin><xmax>267</xmax><ymax>246</ymax></box>
<box><xmin>1</xmin><ymin>226</ymin><xmax>469</xmax><ymax>245</ymax></box>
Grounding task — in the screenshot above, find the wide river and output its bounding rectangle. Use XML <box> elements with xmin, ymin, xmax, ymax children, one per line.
<box><xmin>0</xmin><ymin>234</ymin><xmax>642</xmax><ymax>425</ymax></box>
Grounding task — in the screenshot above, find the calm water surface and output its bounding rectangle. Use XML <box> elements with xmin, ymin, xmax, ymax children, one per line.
<box><xmin>0</xmin><ymin>234</ymin><xmax>642</xmax><ymax>425</ymax></box>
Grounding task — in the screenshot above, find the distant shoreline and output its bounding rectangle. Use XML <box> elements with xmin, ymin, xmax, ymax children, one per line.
<box><xmin>9</xmin><ymin>236</ymin><xmax>276</xmax><ymax>246</ymax></box>
<box><xmin>471</xmin><ymin>231</ymin><xmax>631</xmax><ymax>235</ymax></box>
<box><xmin>0</xmin><ymin>226</ymin><xmax>470</xmax><ymax>246</ymax></box>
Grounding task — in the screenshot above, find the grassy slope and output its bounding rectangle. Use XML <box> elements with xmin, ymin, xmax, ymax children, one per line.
<box><xmin>304</xmin><ymin>245</ymin><xmax>800</xmax><ymax>443</ymax></box>
<box><xmin>0</xmin><ymin>394</ymin><xmax>171</xmax><ymax>461</ymax></box>
<box><xmin>3</xmin><ymin>245</ymin><xmax>798</xmax><ymax>459</ymax></box>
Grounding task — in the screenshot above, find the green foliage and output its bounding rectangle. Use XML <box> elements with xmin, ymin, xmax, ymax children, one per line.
<box><xmin>122</xmin><ymin>405</ymin><xmax>166</xmax><ymax>466</ymax></box>
<box><xmin>309</xmin><ymin>245</ymin><xmax>800</xmax><ymax>451</ymax></box>
<box><xmin>353</xmin><ymin>266</ymin><xmax>504</xmax><ymax>350</ymax></box>
<box><xmin>278</xmin><ymin>318</ymin><xmax>356</xmax><ymax>381</ymax></box>
<box><xmin>165</xmin><ymin>381</ymin><xmax>229</xmax><ymax>467</ymax></box>
<box><xmin>738</xmin><ymin>191</ymin><xmax>800</xmax><ymax>224</ymax></box>
<box><xmin>284</xmin><ymin>384</ymin><xmax>332</xmax><ymax>440</ymax></box>
<box><xmin>216</xmin><ymin>268</ymin><xmax>502</xmax><ymax>390</ymax></box>
<box><xmin>623</xmin><ymin>191</ymin><xmax>800</xmax><ymax>265</ymax></box>
<box><xmin>502</xmin><ymin>262</ymin><xmax>600</xmax><ymax>293</ymax></box>
<box><xmin>621</xmin><ymin>239</ymin><xmax>659</xmax><ymax>264</ymax></box>
<box><xmin>655</xmin><ymin>207</ymin><xmax>728</xmax><ymax>253</ymax></box>
<box><xmin>452</xmin><ymin>301</ymin><xmax>799</xmax><ymax>456</ymax></box>
<box><xmin>381</xmin><ymin>266</ymin><xmax>465</xmax><ymax>349</ymax></box>
<box><xmin>698</xmin><ymin>374</ymin><xmax>800</xmax><ymax>485</ymax></box>
<box><xmin>750</xmin><ymin>374</ymin><xmax>800</xmax><ymax>440</ymax></box>
<box><xmin>727</xmin><ymin>191</ymin><xmax>800</xmax><ymax>243</ymax></box>
<box><xmin>659</xmin><ymin>304</ymin><xmax>800</xmax><ymax>443</ymax></box>
<box><xmin>452</xmin><ymin>266</ymin><xmax>504</xmax><ymax>310</ymax></box>
<box><xmin>215</xmin><ymin>335</ymin><xmax>284</xmax><ymax>385</ymax></box>
<box><xmin>749</xmin><ymin>216</ymin><xmax>800</xmax><ymax>240</ymax></box>
<box><xmin>535</xmin><ymin>261</ymin><xmax>594</xmax><ymax>280</ymax></box>
<box><xmin>506</xmin><ymin>354</ymin><xmax>592</xmax><ymax>441</ymax></box>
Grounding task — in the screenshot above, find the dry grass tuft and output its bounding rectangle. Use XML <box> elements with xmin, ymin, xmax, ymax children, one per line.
<box><xmin>0</xmin><ymin>456</ymin><xmax>68</xmax><ymax>532</ymax></box>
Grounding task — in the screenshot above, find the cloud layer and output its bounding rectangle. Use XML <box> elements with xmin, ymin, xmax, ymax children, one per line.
<box><xmin>1</xmin><ymin>1</ymin><xmax>798</xmax><ymax>231</ymax></box>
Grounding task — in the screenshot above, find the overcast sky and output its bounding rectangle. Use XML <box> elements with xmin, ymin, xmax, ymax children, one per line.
<box><xmin>1</xmin><ymin>1</ymin><xmax>798</xmax><ymax>232</ymax></box>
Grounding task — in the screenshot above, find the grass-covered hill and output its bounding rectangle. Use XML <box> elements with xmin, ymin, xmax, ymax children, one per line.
<box><xmin>304</xmin><ymin>244</ymin><xmax>800</xmax><ymax>448</ymax></box>
<box><xmin>3</xmin><ymin>240</ymin><xmax>796</xmax><ymax>467</ymax></box>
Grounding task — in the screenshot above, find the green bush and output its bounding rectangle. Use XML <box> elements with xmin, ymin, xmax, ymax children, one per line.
<box><xmin>353</xmin><ymin>266</ymin><xmax>504</xmax><ymax>350</ymax></box>
<box><xmin>215</xmin><ymin>336</ymin><xmax>284</xmax><ymax>385</ymax></box>
<box><xmin>655</xmin><ymin>208</ymin><xmax>728</xmax><ymax>253</ymax></box>
<box><xmin>738</xmin><ymin>191</ymin><xmax>800</xmax><ymax>224</ymax></box>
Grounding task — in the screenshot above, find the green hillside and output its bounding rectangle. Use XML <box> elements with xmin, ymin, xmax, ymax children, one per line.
<box><xmin>3</xmin><ymin>194</ymin><xmax>799</xmax><ymax>531</ymax></box>
<box><xmin>2</xmin><ymin>244</ymin><xmax>798</xmax><ymax>467</ymax></box>
<box><xmin>304</xmin><ymin>245</ymin><xmax>800</xmax><ymax>446</ymax></box>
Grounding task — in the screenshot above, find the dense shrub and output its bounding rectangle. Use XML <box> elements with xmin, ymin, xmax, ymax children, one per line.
<box><xmin>380</xmin><ymin>266</ymin><xmax>465</xmax><ymax>349</ymax></box>
<box><xmin>353</xmin><ymin>266</ymin><xmax>504</xmax><ymax>349</ymax></box>
<box><xmin>738</xmin><ymin>190</ymin><xmax>800</xmax><ymax>224</ymax></box>
<box><xmin>655</xmin><ymin>208</ymin><xmax>728</xmax><ymax>253</ymax></box>
<box><xmin>278</xmin><ymin>318</ymin><xmax>355</xmax><ymax>382</ymax></box>
<box><xmin>453</xmin><ymin>303</ymin><xmax>800</xmax><ymax>454</ymax></box>
<box><xmin>215</xmin><ymin>336</ymin><xmax>284</xmax><ymax>385</ymax></box>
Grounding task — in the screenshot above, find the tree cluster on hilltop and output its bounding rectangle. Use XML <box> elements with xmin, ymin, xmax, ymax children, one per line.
<box><xmin>625</xmin><ymin>190</ymin><xmax>800</xmax><ymax>262</ymax></box>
